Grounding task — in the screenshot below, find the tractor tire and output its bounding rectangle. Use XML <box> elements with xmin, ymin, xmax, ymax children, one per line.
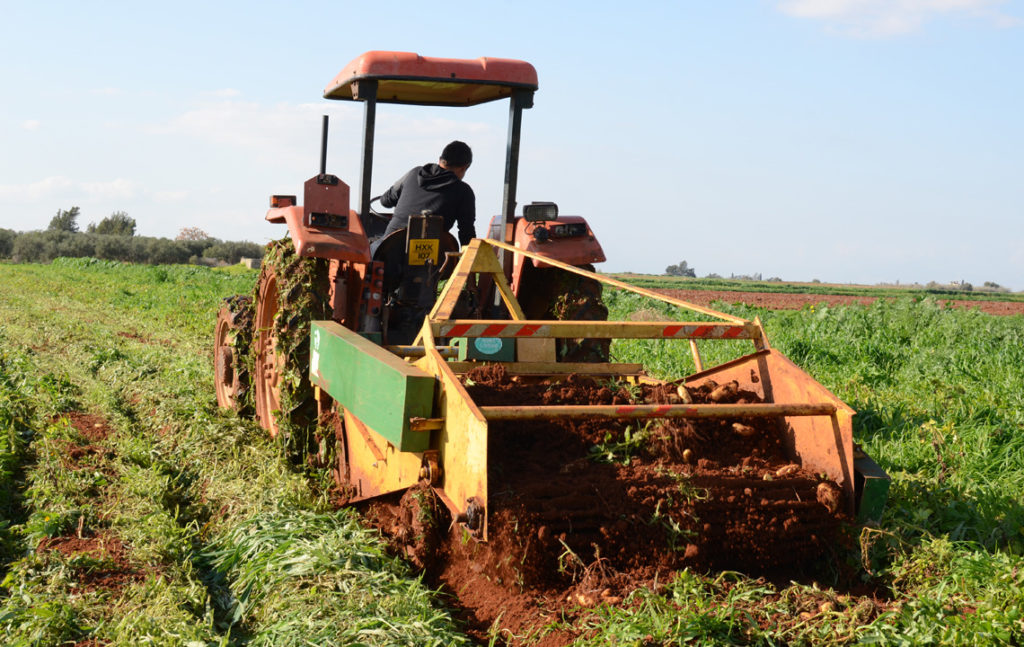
<box><xmin>518</xmin><ymin>264</ymin><xmax>610</xmax><ymax>363</ymax></box>
<box><xmin>252</xmin><ymin>238</ymin><xmax>332</xmax><ymax>455</ymax></box>
<box><xmin>214</xmin><ymin>294</ymin><xmax>253</xmax><ymax>414</ymax></box>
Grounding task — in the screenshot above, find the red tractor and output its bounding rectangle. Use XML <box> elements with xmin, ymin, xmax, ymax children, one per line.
<box><xmin>214</xmin><ymin>51</ymin><xmax>608</xmax><ymax>439</ymax></box>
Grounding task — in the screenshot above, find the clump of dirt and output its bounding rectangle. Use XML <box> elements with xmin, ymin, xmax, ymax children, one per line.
<box><xmin>362</xmin><ymin>486</ymin><xmax>444</xmax><ymax>572</ymax></box>
<box><xmin>53</xmin><ymin>412</ymin><xmax>117</xmax><ymax>474</ymax></box>
<box><xmin>65</xmin><ymin>412</ymin><xmax>115</xmax><ymax>443</ymax></box>
<box><xmin>366</xmin><ymin>365</ymin><xmax>851</xmax><ymax>643</ymax></box>
<box><xmin>38</xmin><ymin>531</ymin><xmax>143</xmax><ymax>593</ymax></box>
<box><xmin>117</xmin><ymin>330</ymin><xmax>152</xmax><ymax>344</ymax></box>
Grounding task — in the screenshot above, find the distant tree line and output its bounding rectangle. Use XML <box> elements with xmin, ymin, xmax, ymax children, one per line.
<box><xmin>0</xmin><ymin>207</ymin><xmax>264</xmax><ymax>266</ymax></box>
<box><xmin>664</xmin><ymin>260</ymin><xmax>696</xmax><ymax>277</ymax></box>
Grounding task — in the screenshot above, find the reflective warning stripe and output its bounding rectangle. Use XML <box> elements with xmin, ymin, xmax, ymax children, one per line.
<box><xmin>439</xmin><ymin>323</ymin><xmax>550</xmax><ymax>337</ymax></box>
<box><xmin>661</xmin><ymin>325</ymin><xmax>747</xmax><ymax>339</ymax></box>
<box><xmin>445</xmin><ymin>324</ymin><xmax>473</xmax><ymax>337</ymax></box>
<box><xmin>513</xmin><ymin>324</ymin><xmax>543</xmax><ymax>337</ymax></box>
<box><xmin>437</xmin><ymin>323</ymin><xmax>750</xmax><ymax>339</ymax></box>
<box><xmin>615</xmin><ymin>405</ymin><xmax>674</xmax><ymax>416</ymax></box>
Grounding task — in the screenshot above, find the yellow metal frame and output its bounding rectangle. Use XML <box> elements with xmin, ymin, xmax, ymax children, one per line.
<box><xmin>410</xmin><ymin>239</ymin><xmax>857</xmax><ymax>532</ymax></box>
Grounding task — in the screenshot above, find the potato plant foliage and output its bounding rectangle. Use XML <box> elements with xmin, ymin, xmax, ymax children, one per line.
<box><xmin>0</xmin><ymin>258</ymin><xmax>1021</xmax><ymax>646</ymax></box>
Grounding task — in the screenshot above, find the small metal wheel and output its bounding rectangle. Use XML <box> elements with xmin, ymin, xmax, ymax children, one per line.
<box><xmin>420</xmin><ymin>450</ymin><xmax>442</xmax><ymax>486</ymax></box>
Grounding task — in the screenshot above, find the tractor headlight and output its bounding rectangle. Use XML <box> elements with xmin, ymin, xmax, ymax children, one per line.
<box><xmin>522</xmin><ymin>201</ymin><xmax>558</xmax><ymax>222</ymax></box>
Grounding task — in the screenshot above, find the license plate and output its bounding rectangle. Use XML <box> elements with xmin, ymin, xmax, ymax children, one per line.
<box><xmin>408</xmin><ymin>239</ymin><xmax>439</xmax><ymax>266</ymax></box>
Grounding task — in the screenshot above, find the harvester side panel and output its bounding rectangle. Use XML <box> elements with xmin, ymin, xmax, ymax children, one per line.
<box><xmin>310</xmin><ymin>321</ymin><xmax>433</xmax><ymax>452</ymax></box>
<box><xmin>760</xmin><ymin>351</ymin><xmax>855</xmax><ymax>513</ymax></box>
<box><xmin>686</xmin><ymin>349</ymin><xmax>856</xmax><ymax>514</ymax></box>
<box><xmin>343</xmin><ymin>408</ymin><xmax>423</xmax><ymax>502</ymax></box>
<box><xmin>420</xmin><ymin>348</ymin><xmax>489</xmax><ymax>540</ymax></box>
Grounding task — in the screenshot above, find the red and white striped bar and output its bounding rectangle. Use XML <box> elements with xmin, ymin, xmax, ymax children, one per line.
<box><xmin>477</xmin><ymin>402</ymin><xmax>838</xmax><ymax>421</ymax></box>
<box><xmin>432</xmin><ymin>320</ymin><xmax>760</xmax><ymax>340</ymax></box>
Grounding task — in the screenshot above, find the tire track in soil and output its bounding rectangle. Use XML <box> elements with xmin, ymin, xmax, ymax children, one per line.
<box><xmin>36</xmin><ymin>413</ymin><xmax>146</xmax><ymax>595</ymax></box>
<box><xmin>34</xmin><ymin>410</ymin><xmax>241</xmax><ymax>644</ymax></box>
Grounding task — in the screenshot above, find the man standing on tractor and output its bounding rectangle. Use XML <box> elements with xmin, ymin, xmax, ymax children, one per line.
<box><xmin>379</xmin><ymin>140</ymin><xmax>476</xmax><ymax>246</ymax></box>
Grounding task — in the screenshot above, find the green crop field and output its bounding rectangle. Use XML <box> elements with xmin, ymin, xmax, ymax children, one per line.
<box><xmin>1</xmin><ymin>258</ymin><xmax>1022</xmax><ymax>645</ymax></box>
<box><xmin>610</xmin><ymin>273</ymin><xmax>1024</xmax><ymax>303</ymax></box>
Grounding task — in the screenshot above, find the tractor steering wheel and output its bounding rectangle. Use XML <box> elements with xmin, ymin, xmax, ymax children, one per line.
<box><xmin>369</xmin><ymin>195</ymin><xmax>392</xmax><ymax>220</ymax></box>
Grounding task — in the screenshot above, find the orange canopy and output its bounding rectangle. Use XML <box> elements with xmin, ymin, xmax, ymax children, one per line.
<box><xmin>324</xmin><ymin>51</ymin><xmax>538</xmax><ymax>106</ymax></box>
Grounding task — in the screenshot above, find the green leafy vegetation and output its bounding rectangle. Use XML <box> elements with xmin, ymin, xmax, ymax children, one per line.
<box><xmin>0</xmin><ymin>260</ymin><xmax>1021</xmax><ymax>645</ymax></box>
<box><xmin>0</xmin><ymin>259</ymin><xmax>466</xmax><ymax>645</ymax></box>
<box><xmin>602</xmin><ymin>289</ymin><xmax>1024</xmax><ymax>644</ymax></box>
<box><xmin>615</xmin><ymin>272</ymin><xmax>1024</xmax><ymax>302</ymax></box>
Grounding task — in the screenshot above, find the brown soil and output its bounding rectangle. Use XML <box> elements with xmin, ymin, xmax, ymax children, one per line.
<box><xmin>54</xmin><ymin>412</ymin><xmax>117</xmax><ymax>473</ymax></box>
<box><xmin>38</xmin><ymin>531</ymin><xmax>143</xmax><ymax>593</ymax></box>
<box><xmin>58</xmin><ymin>440</ymin><xmax>116</xmax><ymax>472</ymax></box>
<box><xmin>363</xmin><ymin>366</ymin><xmax>853</xmax><ymax>644</ymax></box>
<box><xmin>117</xmin><ymin>330</ymin><xmax>152</xmax><ymax>343</ymax></box>
<box><xmin>42</xmin><ymin>411</ymin><xmax>132</xmax><ymax>594</ymax></box>
<box><xmin>655</xmin><ymin>289</ymin><xmax>1024</xmax><ymax>316</ymax></box>
<box><xmin>65</xmin><ymin>412</ymin><xmax>115</xmax><ymax>443</ymax></box>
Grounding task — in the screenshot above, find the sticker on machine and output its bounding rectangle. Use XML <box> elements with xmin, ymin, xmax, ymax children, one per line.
<box><xmin>311</xmin><ymin>329</ymin><xmax>320</xmax><ymax>374</ymax></box>
<box><xmin>474</xmin><ymin>337</ymin><xmax>503</xmax><ymax>355</ymax></box>
<box><xmin>408</xmin><ymin>239</ymin><xmax>439</xmax><ymax>265</ymax></box>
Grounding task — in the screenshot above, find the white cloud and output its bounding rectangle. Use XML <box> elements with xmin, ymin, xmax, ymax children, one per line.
<box><xmin>0</xmin><ymin>176</ymin><xmax>74</xmax><ymax>202</ymax></box>
<box><xmin>152</xmin><ymin>97</ymin><xmax>504</xmax><ymax>186</ymax></box>
<box><xmin>151</xmin><ymin>189</ymin><xmax>189</xmax><ymax>202</ymax></box>
<box><xmin>21</xmin><ymin>120</ymin><xmax>40</xmax><ymax>131</ymax></box>
<box><xmin>155</xmin><ymin>99</ymin><xmax>340</xmax><ymax>151</ymax></box>
<box><xmin>80</xmin><ymin>178</ymin><xmax>136</xmax><ymax>199</ymax></box>
<box><xmin>0</xmin><ymin>176</ymin><xmax>135</xmax><ymax>203</ymax></box>
<box><xmin>777</xmin><ymin>0</ymin><xmax>1021</xmax><ymax>36</ymax></box>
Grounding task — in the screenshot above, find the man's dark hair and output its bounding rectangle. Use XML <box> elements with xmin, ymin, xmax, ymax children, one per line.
<box><xmin>441</xmin><ymin>141</ymin><xmax>472</xmax><ymax>168</ymax></box>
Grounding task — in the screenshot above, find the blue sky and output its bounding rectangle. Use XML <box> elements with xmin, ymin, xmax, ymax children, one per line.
<box><xmin>2</xmin><ymin>1</ymin><xmax>1021</xmax><ymax>289</ymax></box>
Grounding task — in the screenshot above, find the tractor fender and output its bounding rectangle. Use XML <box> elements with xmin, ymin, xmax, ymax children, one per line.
<box><xmin>506</xmin><ymin>215</ymin><xmax>605</xmax><ymax>293</ymax></box>
<box><xmin>264</xmin><ymin>175</ymin><xmax>371</xmax><ymax>263</ymax></box>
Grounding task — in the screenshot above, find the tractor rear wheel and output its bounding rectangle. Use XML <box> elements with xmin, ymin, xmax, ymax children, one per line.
<box><xmin>214</xmin><ymin>295</ymin><xmax>253</xmax><ymax>413</ymax></box>
<box><xmin>518</xmin><ymin>263</ymin><xmax>610</xmax><ymax>362</ymax></box>
<box><xmin>252</xmin><ymin>239</ymin><xmax>331</xmax><ymax>453</ymax></box>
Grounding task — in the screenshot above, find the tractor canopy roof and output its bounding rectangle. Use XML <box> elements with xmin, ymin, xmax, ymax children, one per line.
<box><xmin>324</xmin><ymin>51</ymin><xmax>538</xmax><ymax>107</ymax></box>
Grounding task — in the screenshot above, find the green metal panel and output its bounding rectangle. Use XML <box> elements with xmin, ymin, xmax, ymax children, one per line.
<box><xmin>854</xmin><ymin>453</ymin><xmax>891</xmax><ymax>524</ymax></box>
<box><xmin>309</xmin><ymin>320</ymin><xmax>434</xmax><ymax>452</ymax></box>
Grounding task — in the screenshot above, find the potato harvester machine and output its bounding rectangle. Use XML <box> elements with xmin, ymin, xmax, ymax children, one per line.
<box><xmin>307</xmin><ymin>238</ymin><xmax>890</xmax><ymax>540</ymax></box>
<box><xmin>214</xmin><ymin>50</ymin><xmax>889</xmax><ymax>544</ymax></box>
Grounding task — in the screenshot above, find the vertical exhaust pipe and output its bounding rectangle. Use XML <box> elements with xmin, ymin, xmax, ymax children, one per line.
<box><xmin>319</xmin><ymin>114</ymin><xmax>329</xmax><ymax>179</ymax></box>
